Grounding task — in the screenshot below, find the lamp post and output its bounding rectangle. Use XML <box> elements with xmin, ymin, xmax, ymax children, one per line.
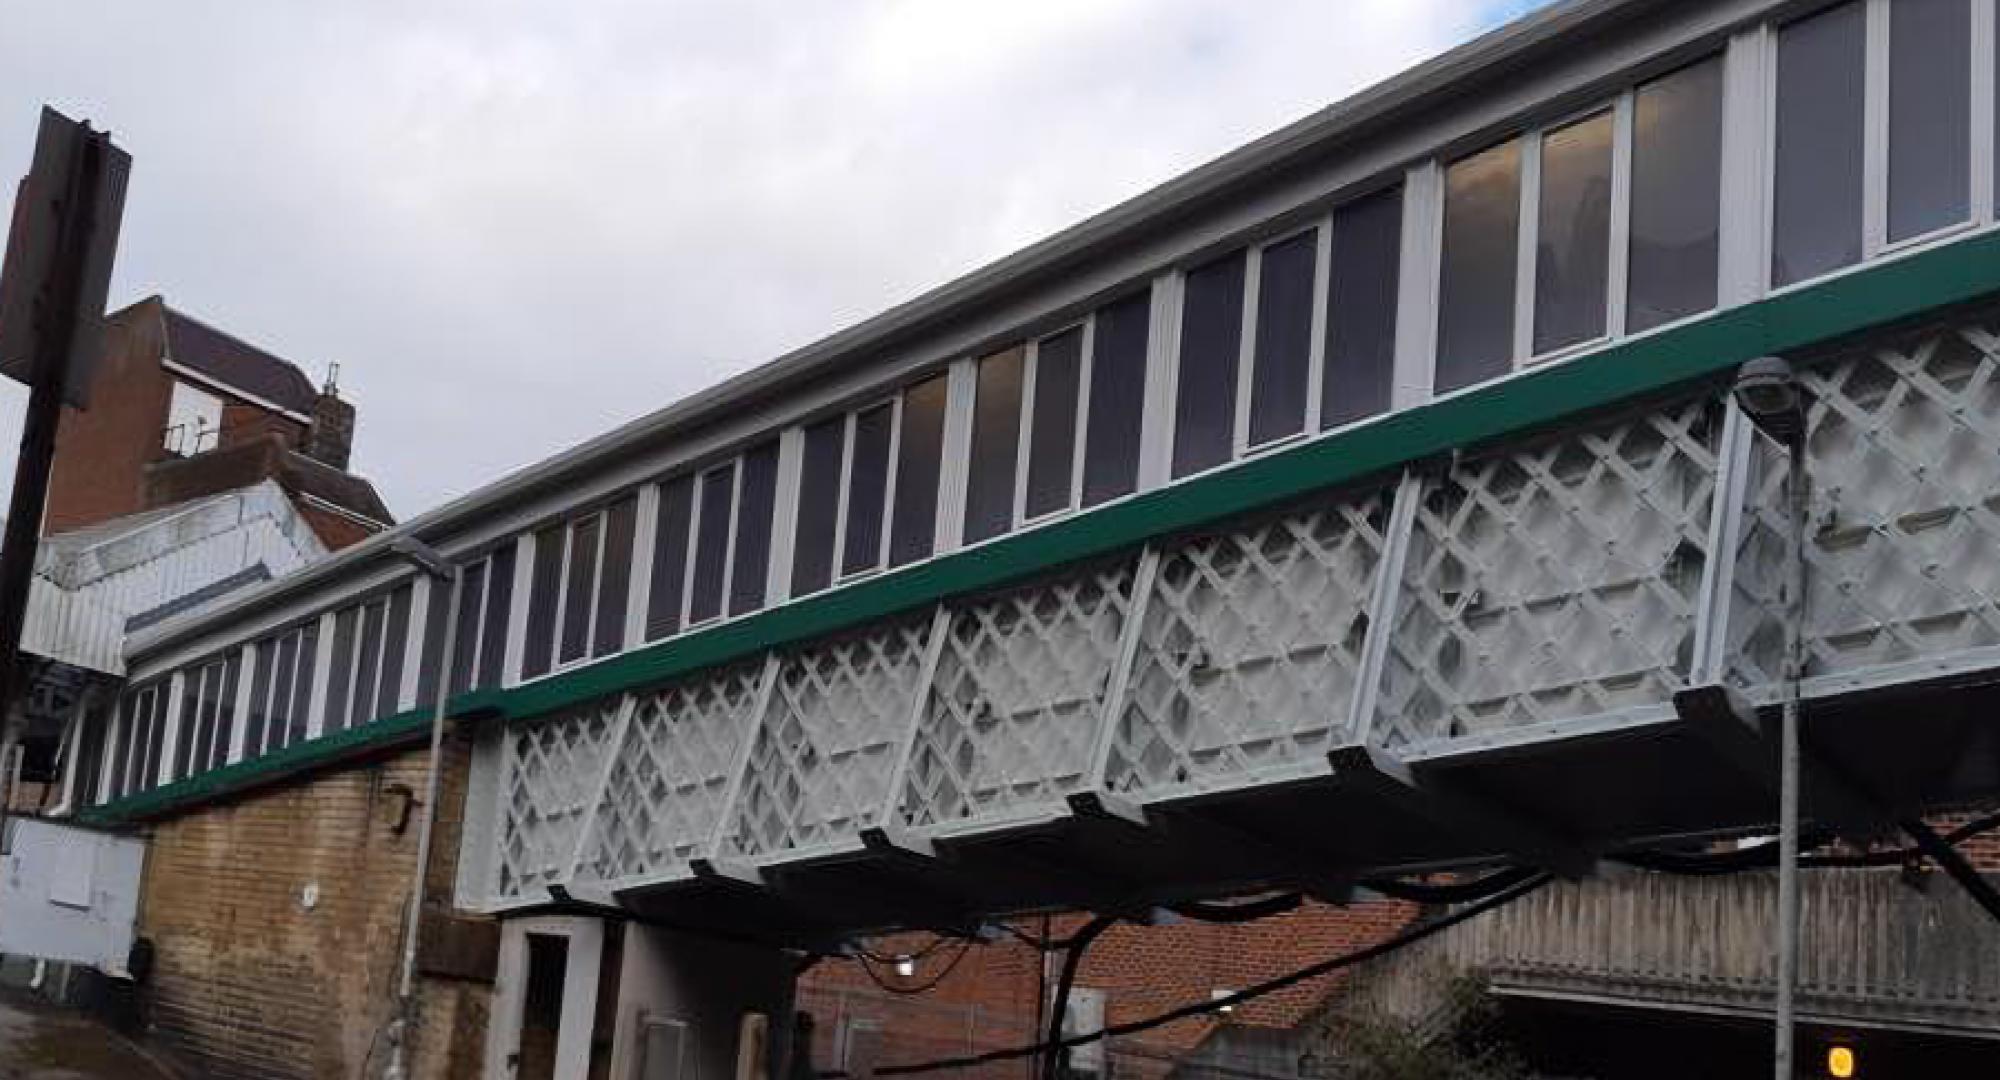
<box><xmin>381</xmin><ymin>535</ymin><xmax>462</xmax><ymax>1080</ymax></box>
<box><xmin>1733</xmin><ymin>356</ymin><xmax>1807</xmax><ymax>1080</ymax></box>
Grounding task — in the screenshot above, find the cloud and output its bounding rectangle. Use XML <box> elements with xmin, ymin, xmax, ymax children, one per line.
<box><xmin>0</xmin><ymin>0</ymin><xmax>1531</xmax><ymax>519</ymax></box>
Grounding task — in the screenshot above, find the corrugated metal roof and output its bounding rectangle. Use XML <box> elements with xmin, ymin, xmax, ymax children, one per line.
<box><xmin>19</xmin><ymin>481</ymin><xmax>328</xmax><ymax>673</ymax></box>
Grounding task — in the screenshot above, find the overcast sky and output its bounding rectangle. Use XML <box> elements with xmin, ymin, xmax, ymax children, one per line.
<box><xmin>0</xmin><ymin>0</ymin><xmax>1539</xmax><ymax>520</ymax></box>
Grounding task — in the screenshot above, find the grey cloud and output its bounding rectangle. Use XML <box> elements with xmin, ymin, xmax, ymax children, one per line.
<box><xmin>0</xmin><ymin>0</ymin><xmax>1526</xmax><ymax>518</ymax></box>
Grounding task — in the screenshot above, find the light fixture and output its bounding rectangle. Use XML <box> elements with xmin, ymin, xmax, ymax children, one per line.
<box><xmin>1733</xmin><ymin>355</ymin><xmax>1806</xmax><ymax>442</ymax></box>
<box><xmin>1826</xmin><ymin>1044</ymin><xmax>1856</xmax><ymax>1078</ymax></box>
<box><xmin>894</xmin><ymin>957</ymin><xmax>916</xmax><ymax>978</ymax></box>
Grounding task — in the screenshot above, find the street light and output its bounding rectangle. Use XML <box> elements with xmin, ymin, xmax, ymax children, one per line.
<box><xmin>381</xmin><ymin>534</ymin><xmax>464</xmax><ymax>1080</ymax></box>
<box><xmin>1733</xmin><ymin>356</ymin><xmax>1807</xmax><ymax>1080</ymax></box>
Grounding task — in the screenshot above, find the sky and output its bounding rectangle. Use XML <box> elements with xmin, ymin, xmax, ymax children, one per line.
<box><xmin>0</xmin><ymin>0</ymin><xmax>1542</xmax><ymax>521</ymax></box>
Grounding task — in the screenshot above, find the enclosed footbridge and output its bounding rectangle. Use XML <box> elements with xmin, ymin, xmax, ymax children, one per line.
<box><xmin>72</xmin><ymin>0</ymin><xmax>2000</xmax><ymax>951</ymax></box>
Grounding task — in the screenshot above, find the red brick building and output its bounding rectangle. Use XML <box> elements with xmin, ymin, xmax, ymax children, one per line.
<box><xmin>46</xmin><ymin>295</ymin><xmax>393</xmax><ymax>549</ymax></box>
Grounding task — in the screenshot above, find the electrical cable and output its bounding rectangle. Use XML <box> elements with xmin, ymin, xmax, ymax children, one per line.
<box><xmin>855</xmin><ymin>938</ymin><xmax>976</xmax><ymax>996</ymax></box>
<box><xmin>816</xmin><ymin>870</ymin><xmax>1553</xmax><ymax>1079</ymax></box>
<box><xmin>1042</xmin><ymin>915</ymin><xmax>1116</xmax><ymax>1080</ymax></box>
<box><xmin>1170</xmin><ymin>892</ymin><xmax>1302</xmax><ymax>923</ymax></box>
<box><xmin>1359</xmin><ymin>865</ymin><xmax>1543</xmax><ymax>904</ymax></box>
<box><xmin>852</xmin><ymin>934</ymin><xmax>957</xmax><ymax>966</ymax></box>
<box><xmin>1615</xmin><ymin>808</ymin><xmax>2000</xmax><ymax>876</ymax></box>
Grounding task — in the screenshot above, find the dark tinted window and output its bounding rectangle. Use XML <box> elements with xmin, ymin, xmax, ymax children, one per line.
<box><xmin>1438</xmin><ymin>141</ymin><xmax>1521</xmax><ymax>392</ymax></box>
<box><xmin>523</xmin><ymin>528</ymin><xmax>563</xmax><ymax>679</ymax></box>
<box><xmin>559</xmin><ymin>514</ymin><xmax>601</xmax><ymax>665</ymax></box>
<box><xmin>324</xmin><ymin>607</ymin><xmax>358</xmax><ymax>735</ymax></box>
<box><xmin>730</xmin><ymin>442</ymin><xmax>779</xmax><ymax>617</ymax></box>
<box><xmin>1083</xmin><ymin>290</ymin><xmax>1149</xmax><ymax>507</ymax></box>
<box><xmin>1324</xmin><ymin>187</ymin><xmax>1401</xmax><ymax>427</ymax></box>
<box><xmin>1026</xmin><ymin>327</ymin><xmax>1082</xmax><ymax>518</ymax></box>
<box><xmin>1173</xmin><ymin>251</ymin><xmax>1246</xmax><ymax>477</ymax></box>
<box><xmin>454</xmin><ymin>556</ymin><xmax>490</xmax><ymax>693</ymax></box>
<box><xmin>690</xmin><ymin>464</ymin><xmax>735</xmax><ymax>624</ymax></box>
<box><xmin>1773</xmin><ymin>2</ymin><xmax>1866</xmax><ymax>287</ymax></box>
<box><xmin>890</xmin><ymin>375</ymin><xmax>948</xmax><ymax>567</ymax></box>
<box><xmin>964</xmin><ymin>347</ymin><xmax>1025</xmax><ymax>544</ymax></box>
<box><xmin>843</xmin><ymin>404</ymin><xmax>894</xmax><ymax>574</ymax></box>
<box><xmin>1249</xmin><ymin>231</ymin><xmax>1317</xmax><ymax>446</ymax></box>
<box><xmin>1629</xmin><ymin>59</ymin><xmax>1722</xmax><ymax>333</ymax></box>
<box><xmin>351</xmin><ymin>599</ymin><xmax>386</xmax><ymax>728</ymax></box>
<box><xmin>246</xmin><ymin>640</ymin><xmax>274</xmax><ymax>759</ymax></box>
<box><xmin>594</xmin><ymin>497</ymin><xmax>636</xmax><ymax>658</ymax></box>
<box><xmin>1533</xmin><ymin>111</ymin><xmax>1613</xmax><ymax>354</ymax></box>
<box><xmin>478</xmin><ymin>545</ymin><xmax>514</xmax><ymax>688</ymax></box>
<box><xmin>378</xmin><ymin>586</ymin><xmax>412</xmax><ymax>719</ymax></box>
<box><xmin>793</xmin><ymin>417</ymin><xmax>845</xmax><ymax>596</ymax></box>
<box><xmin>647</xmin><ymin>476</ymin><xmax>694</xmax><ymax>640</ymax></box>
<box><xmin>1889</xmin><ymin>0</ymin><xmax>1971</xmax><ymax>242</ymax></box>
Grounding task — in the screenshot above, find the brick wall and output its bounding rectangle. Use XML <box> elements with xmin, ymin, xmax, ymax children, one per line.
<box><xmin>134</xmin><ymin>730</ymin><xmax>490</xmax><ymax>1080</ymax></box>
<box><xmin>46</xmin><ymin>300</ymin><xmax>174</xmax><ymax>534</ymax></box>
<box><xmin>801</xmin><ymin>899</ymin><xmax>1420</xmax><ymax>1075</ymax></box>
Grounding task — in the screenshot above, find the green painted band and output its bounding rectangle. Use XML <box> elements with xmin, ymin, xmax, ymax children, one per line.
<box><xmin>86</xmin><ymin>229</ymin><xmax>2000</xmax><ymax>823</ymax></box>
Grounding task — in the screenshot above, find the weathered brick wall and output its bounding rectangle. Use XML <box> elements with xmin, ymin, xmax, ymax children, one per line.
<box><xmin>801</xmin><ymin>899</ymin><xmax>1421</xmax><ymax>1074</ymax></box>
<box><xmin>135</xmin><ymin>729</ymin><xmax>490</xmax><ymax>1080</ymax></box>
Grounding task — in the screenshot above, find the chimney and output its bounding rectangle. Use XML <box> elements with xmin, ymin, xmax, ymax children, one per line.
<box><xmin>301</xmin><ymin>363</ymin><xmax>355</xmax><ymax>472</ymax></box>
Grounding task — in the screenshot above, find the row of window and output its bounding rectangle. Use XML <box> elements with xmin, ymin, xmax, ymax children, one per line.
<box><xmin>96</xmin><ymin>0</ymin><xmax>2000</xmax><ymax>802</ymax></box>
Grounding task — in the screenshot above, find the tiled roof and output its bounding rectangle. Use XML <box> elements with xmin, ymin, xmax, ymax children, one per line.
<box><xmin>160</xmin><ymin>305</ymin><xmax>319</xmax><ymax>415</ymax></box>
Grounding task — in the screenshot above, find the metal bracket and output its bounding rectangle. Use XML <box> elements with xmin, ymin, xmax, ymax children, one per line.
<box><xmin>689</xmin><ymin>857</ymin><xmax>766</xmax><ymax>888</ymax></box>
<box><xmin>1672</xmin><ymin>683</ymin><xmax>1886</xmax><ymax>837</ymax></box>
<box><xmin>1067</xmin><ymin>790</ymin><xmax>1148</xmax><ymax>829</ymax></box>
<box><xmin>859</xmin><ymin>824</ymin><xmax>939</xmax><ymax>861</ymax></box>
<box><xmin>1329</xmin><ymin>744</ymin><xmax>1596</xmax><ymax>880</ymax></box>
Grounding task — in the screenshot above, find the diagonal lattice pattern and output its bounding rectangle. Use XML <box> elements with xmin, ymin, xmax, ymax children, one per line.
<box><xmin>571</xmin><ymin>661</ymin><xmax>766</xmax><ymax>888</ymax></box>
<box><xmin>495</xmin><ymin>701</ymin><xmax>620</xmax><ymax>900</ymax></box>
<box><xmin>1727</xmin><ymin>325</ymin><xmax>2000</xmax><ymax>691</ymax></box>
<box><xmin>1105</xmin><ymin>487</ymin><xmax>1393</xmax><ymax>800</ymax></box>
<box><xmin>719</xmin><ymin>618</ymin><xmax>934</xmax><ymax>862</ymax></box>
<box><xmin>1374</xmin><ymin>397</ymin><xmax>1720</xmax><ymax>748</ymax></box>
<box><xmin>898</xmin><ymin>562</ymin><xmax>1137</xmax><ymax>832</ymax></box>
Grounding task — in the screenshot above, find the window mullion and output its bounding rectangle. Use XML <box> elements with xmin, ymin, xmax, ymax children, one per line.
<box><xmin>832</xmin><ymin>414</ymin><xmax>856</xmax><ymax>577</ymax></box>
<box><xmin>1305</xmin><ymin>213</ymin><xmax>1334</xmax><ymax>433</ymax></box>
<box><xmin>1070</xmin><ymin>314</ymin><xmax>1096</xmax><ymax>511</ymax></box>
<box><xmin>1514</xmin><ymin>130</ymin><xmax>1542</xmax><ymax>366</ymax></box>
<box><xmin>680</xmin><ymin>478</ymin><xmax>704</xmax><ymax>628</ymax></box>
<box><xmin>1013</xmin><ymin>340</ymin><xmax>1038</xmax><ymax>528</ymax></box>
<box><xmin>1973</xmin><ymin>0</ymin><xmax>1997</xmax><ymax>225</ymax></box>
<box><xmin>879</xmin><ymin>396</ymin><xmax>903</xmax><ymax>568</ymax></box>
<box><xmin>1231</xmin><ymin>246</ymin><xmax>1262</xmax><ymax>458</ymax></box>
<box><xmin>1608</xmin><ymin>91</ymin><xmax>1636</xmax><ymax>339</ymax></box>
<box><xmin>1398</xmin><ymin>161</ymin><xmax>1444</xmax><ymax>406</ymax></box>
<box><xmin>721</xmin><ymin>461</ymin><xmax>745</xmax><ymax>616</ymax></box>
<box><xmin>1863</xmin><ymin>0</ymin><xmax>1891</xmax><ymax>257</ymax></box>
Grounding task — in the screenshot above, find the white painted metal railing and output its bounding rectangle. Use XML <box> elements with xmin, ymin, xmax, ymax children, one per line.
<box><xmin>468</xmin><ymin>311</ymin><xmax>2000</xmax><ymax>910</ymax></box>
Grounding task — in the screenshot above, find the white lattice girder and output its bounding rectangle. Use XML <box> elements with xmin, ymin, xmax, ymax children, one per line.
<box><xmin>1104</xmin><ymin>484</ymin><xmax>1395</xmax><ymax>800</ymax></box>
<box><xmin>1726</xmin><ymin>325</ymin><xmax>2000</xmax><ymax>694</ymax></box>
<box><xmin>1373</xmin><ymin>396</ymin><xmax>1722</xmax><ymax>749</ymax></box>
<box><xmin>494</xmin><ymin>700</ymin><xmax>621</xmax><ymax>901</ymax></box>
<box><xmin>897</xmin><ymin>561</ymin><xmax>1139</xmax><ymax>834</ymax></box>
<box><xmin>717</xmin><ymin>617</ymin><xmax>936</xmax><ymax>864</ymax></box>
<box><xmin>570</xmin><ymin>660</ymin><xmax>768</xmax><ymax>889</ymax></box>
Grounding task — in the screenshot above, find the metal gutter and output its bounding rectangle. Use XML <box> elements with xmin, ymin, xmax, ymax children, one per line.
<box><xmin>125</xmin><ymin>0</ymin><xmax>1650</xmax><ymax>659</ymax></box>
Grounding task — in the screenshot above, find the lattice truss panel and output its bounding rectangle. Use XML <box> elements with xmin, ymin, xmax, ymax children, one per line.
<box><xmin>719</xmin><ymin>618</ymin><xmax>933</xmax><ymax>863</ymax></box>
<box><xmin>898</xmin><ymin>561</ymin><xmax>1137</xmax><ymax>833</ymax></box>
<box><xmin>1727</xmin><ymin>324</ymin><xmax>2000</xmax><ymax>691</ymax></box>
<box><xmin>1375</xmin><ymin>397</ymin><xmax>1720</xmax><ymax>748</ymax></box>
<box><xmin>571</xmin><ymin>661</ymin><xmax>766</xmax><ymax>888</ymax></box>
<box><xmin>495</xmin><ymin>701</ymin><xmax>620</xmax><ymax>901</ymax></box>
<box><xmin>1106</xmin><ymin>487</ymin><xmax>1393</xmax><ymax>800</ymax></box>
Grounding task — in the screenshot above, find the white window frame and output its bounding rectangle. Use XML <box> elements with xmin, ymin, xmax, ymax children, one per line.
<box><xmin>1017</xmin><ymin>320</ymin><xmax>1093</xmax><ymax>526</ymax></box>
<box><xmin>1235</xmin><ymin>220</ymin><xmax>1335</xmax><ymax>458</ymax></box>
<box><xmin>550</xmin><ymin>508</ymin><xmax>613</xmax><ymax>673</ymax></box>
<box><xmin>1763</xmin><ymin>0</ymin><xmax>1998</xmax><ymax>296</ymax></box>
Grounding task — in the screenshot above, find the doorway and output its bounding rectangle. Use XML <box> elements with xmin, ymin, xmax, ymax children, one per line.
<box><xmin>486</xmin><ymin>917</ymin><xmax>609</xmax><ymax>1080</ymax></box>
